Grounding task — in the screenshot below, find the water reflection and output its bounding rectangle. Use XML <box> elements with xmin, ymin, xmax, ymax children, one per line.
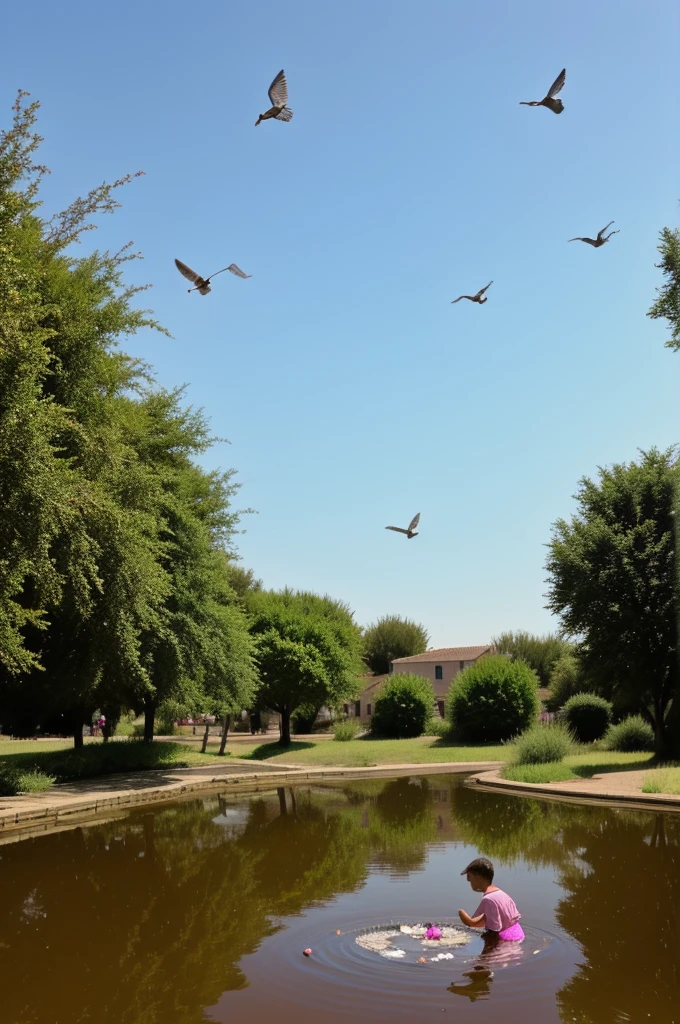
<box><xmin>0</xmin><ymin>776</ymin><xmax>677</xmax><ymax>1023</ymax></box>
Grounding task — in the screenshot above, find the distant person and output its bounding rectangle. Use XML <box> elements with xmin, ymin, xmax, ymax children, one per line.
<box><xmin>458</xmin><ymin>857</ymin><xmax>525</xmax><ymax>942</ymax></box>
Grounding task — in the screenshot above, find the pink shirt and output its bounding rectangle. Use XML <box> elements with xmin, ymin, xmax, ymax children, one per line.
<box><xmin>474</xmin><ymin>888</ymin><xmax>521</xmax><ymax>932</ymax></box>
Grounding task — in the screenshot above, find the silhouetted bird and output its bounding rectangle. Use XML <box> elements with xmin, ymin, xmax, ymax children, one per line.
<box><xmin>174</xmin><ymin>259</ymin><xmax>252</xmax><ymax>295</ymax></box>
<box><xmin>568</xmin><ymin>221</ymin><xmax>620</xmax><ymax>247</ymax></box>
<box><xmin>385</xmin><ymin>513</ymin><xmax>420</xmax><ymax>539</ymax></box>
<box><xmin>255</xmin><ymin>70</ymin><xmax>293</xmax><ymax>126</ymax></box>
<box><xmin>451</xmin><ymin>281</ymin><xmax>493</xmax><ymax>305</ymax></box>
<box><xmin>520</xmin><ymin>69</ymin><xmax>566</xmax><ymax>114</ymax></box>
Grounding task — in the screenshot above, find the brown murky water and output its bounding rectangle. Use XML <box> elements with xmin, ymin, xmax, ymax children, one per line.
<box><xmin>0</xmin><ymin>774</ymin><xmax>678</xmax><ymax>1024</ymax></box>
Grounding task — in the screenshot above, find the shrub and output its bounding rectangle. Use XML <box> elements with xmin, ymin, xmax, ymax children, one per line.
<box><xmin>603</xmin><ymin>715</ymin><xmax>655</xmax><ymax>752</ymax></box>
<box><xmin>445</xmin><ymin>655</ymin><xmax>539</xmax><ymax>742</ymax></box>
<box><xmin>561</xmin><ymin>693</ymin><xmax>612</xmax><ymax>742</ymax></box>
<box><xmin>425</xmin><ymin>716</ymin><xmax>450</xmax><ymax>738</ymax></box>
<box><xmin>0</xmin><ymin>767</ymin><xmax>55</xmax><ymax>796</ymax></box>
<box><xmin>510</xmin><ymin>722</ymin><xmax>574</xmax><ymax>765</ymax></box>
<box><xmin>371</xmin><ymin>674</ymin><xmax>435</xmax><ymax>738</ymax></box>
<box><xmin>333</xmin><ymin>718</ymin><xmax>361</xmax><ymax>741</ymax></box>
<box><xmin>546</xmin><ymin>653</ymin><xmax>590</xmax><ymax>712</ymax></box>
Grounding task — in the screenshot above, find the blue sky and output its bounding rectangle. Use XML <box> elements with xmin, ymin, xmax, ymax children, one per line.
<box><xmin>3</xmin><ymin>0</ymin><xmax>679</xmax><ymax>647</ymax></box>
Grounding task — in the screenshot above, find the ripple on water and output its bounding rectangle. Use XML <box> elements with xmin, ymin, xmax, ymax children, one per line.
<box><xmin>274</xmin><ymin>918</ymin><xmax>562</xmax><ymax>1015</ymax></box>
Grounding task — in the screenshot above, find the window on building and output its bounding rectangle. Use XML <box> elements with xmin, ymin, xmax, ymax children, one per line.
<box><xmin>367</xmin><ymin>703</ymin><xmax>372</xmax><ymax>716</ymax></box>
<box><xmin>459</xmin><ymin>660</ymin><xmax>465</xmax><ymax>671</ymax></box>
<box><xmin>355</xmin><ymin>701</ymin><xmax>361</xmax><ymax>717</ymax></box>
<box><xmin>435</xmin><ymin>665</ymin><xmax>443</xmax><ymax>680</ymax></box>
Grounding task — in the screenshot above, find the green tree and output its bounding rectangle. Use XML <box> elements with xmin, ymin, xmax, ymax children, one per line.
<box><xmin>446</xmin><ymin>654</ymin><xmax>539</xmax><ymax>742</ymax></box>
<box><xmin>370</xmin><ymin>673</ymin><xmax>435</xmax><ymax>738</ymax></box>
<box><xmin>546</xmin><ymin>652</ymin><xmax>591</xmax><ymax>712</ymax></box>
<box><xmin>362</xmin><ymin>615</ymin><xmax>429</xmax><ymax>675</ymax></box>
<box><xmin>491</xmin><ymin>630</ymin><xmax>571</xmax><ymax>688</ymax></box>
<box><xmin>546</xmin><ymin>448</ymin><xmax>679</xmax><ymax>756</ymax></box>
<box><xmin>647</xmin><ymin>222</ymin><xmax>680</xmax><ymax>351</ymax></box>
<box><xmin>247</xmin><ymin>589</ymin><xmax>364</xmax><ymax>744</ymax></box>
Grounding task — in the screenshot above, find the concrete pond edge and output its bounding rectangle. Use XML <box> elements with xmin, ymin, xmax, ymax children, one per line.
<box><xmin>0</xmin><ymin>760</ymin><xmax>502</xmax><ymax>842</ymax></box>
<box><xmin>468</xmin><ymin>767</ymin><xmax>680</xmax><ymax>814</ymax></box>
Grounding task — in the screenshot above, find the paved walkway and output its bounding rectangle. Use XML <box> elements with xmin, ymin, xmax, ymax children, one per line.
<box><xmin>0</xmin><ymin>759</ymin><xmax>502</xmax><ymax>840</ymax></box>
<box><xmin>470</xmin><ymin>767</ymin><xmax>680</xmax><ymax>812</ymax></box>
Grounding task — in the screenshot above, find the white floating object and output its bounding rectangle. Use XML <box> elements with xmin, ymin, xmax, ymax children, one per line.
<box><xmin>382</xmin><ymin>949</ymin><xmax>406</xmax><ymax>958</ymax></box>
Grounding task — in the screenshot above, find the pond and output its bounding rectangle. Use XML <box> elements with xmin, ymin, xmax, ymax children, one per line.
<box><xmin>0</xmin><ymin>774</ymin><xmax>678</xmax><ymax>1024</ymax></box>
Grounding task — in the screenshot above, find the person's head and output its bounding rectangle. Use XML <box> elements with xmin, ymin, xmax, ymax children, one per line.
<box><xmin>461</xmin><ymin>856</ymin><xmax>494</xmax><ymax>892</ymax></box>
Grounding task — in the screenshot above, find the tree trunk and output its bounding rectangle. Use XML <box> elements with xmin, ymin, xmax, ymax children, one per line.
<box><xmin>218</xmin><ymin>714</ymin><xmax>231</xmax><ymax>756</ymax></box>
<box><xmin>277</xmin><ymin>787</ymin><xmax>288</xmax><ymax>815</ymax></box>
<box><xmin>279</xmin><ymin>709</ymin><xmax>291</xmax><ymax>746</ymax></box>
<box><xmin>201</xmin><ymin>721</ymin><xmax>211</xmax><ymax>753</ymax></box>
<box><xmin>73</xmin><ymin>725</ymin><xmax>84</xmax><ymax>749</ymax></box>
<box><xmin>143</xmin><ymin>702</ymin><xmax>155</xmax><ymax>744</ymax></box>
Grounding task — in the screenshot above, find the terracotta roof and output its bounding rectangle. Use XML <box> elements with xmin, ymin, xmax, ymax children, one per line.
<box><xmin>391</xmin><ymin>646</ymin><xmax>493</xmax><ymax>665</ymax></box>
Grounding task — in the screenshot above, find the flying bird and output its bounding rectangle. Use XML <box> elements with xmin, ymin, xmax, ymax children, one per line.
<box><xmin>255</xmin><ymin>70</ymin><xmax>293</xmax><ymax>126</ymax></box>
<box><xmin>451</xmin><ymin>281</ymin><xmax>493</xmax><ymax>305</ymax></box>
<box><xmin>568</xmin><ymin>221</ymin><xmax>620</xmax><ymax>247</ymax></box>
<box><xmin>385</xmin><ymin>513</ymin><xmax>420</xmax><ymax>539</ymax></box>
<box><xmin>520</xmin><ymin>69</ymin><xmax>566</xmax><ymax>114</ymax></box>
<box><xmin>174</xmin><ymin>259</ymin><xmax>252</xmax><ymax>295</ymax></box>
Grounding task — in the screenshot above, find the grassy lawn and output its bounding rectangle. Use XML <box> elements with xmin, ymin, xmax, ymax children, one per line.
<box><xmin>234</xmin><ymin>735</ymin><xmax>510</xmax><ymax>767</ymax></box>
<box><xmin>502</xmin><ymin>751</ymin><xmax>655</xmax><ymax>784</ymax></box>
<box><xmin>642</xmin><ymin>767</ymin><xmax>680</xmax><ymax>795</ymax></box>
<box><xmin>0</xmin><ymin>738</ymin><xmax>103</xmax><ymax>756</ymax></box>
<box><xmin>0</xmin><ymin>740</ymin><xmax>218</xmax><ymax>795</ymax></box>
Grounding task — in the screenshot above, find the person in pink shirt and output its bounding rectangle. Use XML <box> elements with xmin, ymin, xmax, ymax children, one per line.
<box><xmin>458</xmin><ymin>857</ymin><xmax>525</xmax><ymax>942</ymax></box>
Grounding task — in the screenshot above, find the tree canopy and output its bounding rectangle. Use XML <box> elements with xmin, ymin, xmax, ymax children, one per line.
<box><xmin>362</xmin><ymin>614</ymin><xmax>429</xmax><ymax>675</ymax></box>
<box><xmin>0</xmin><ymin>92</ymin><xmax>256</xmax><ymax>743</ymax></box>
<box><xmin>546</xmin><ymin>447</ymin><xmax>679</xmax><ymax>756</ymax></box>
<box><xmin>648</xmin><ymin>221</ymin><xmax>680</xmax><ymax>351</ymax></box>
<box><xmin>491</xmin><ymin>630</ymin><xmax>571</xmax><ymax>688</ymax></box>
<box><xmin>247</xmin><ymin>589</ymin><xmax>364</xmax><ymax>744</ymax></box>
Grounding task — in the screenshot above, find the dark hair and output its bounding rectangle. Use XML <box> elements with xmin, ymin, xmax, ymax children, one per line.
<box><xmin>461</xmin><ymin>857</ymin><xmax>494</xmax><ymax>882</ymax></box>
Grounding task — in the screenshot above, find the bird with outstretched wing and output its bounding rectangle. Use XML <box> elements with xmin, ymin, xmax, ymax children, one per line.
<box><xmin>568</xmin><ymin>221</ymin><xmax>620</xmax><ymax>247</ymax></box>
<box><xmin>451</xmin><ymin>281</ymin><xmax>493</xmax><ymax>305</ymax></box>
<box><xmin>385</xmin><ymin>513</ymin><xmax>421</xmax><ymax>539</ymax></box>
<box><xmin>174</xmin><ymin>259</ymin><xmax>252</xmax><ymax>295</ymax></box>
<box><xmin>520</xmin><ymin>68</ymin><xmax>566</xmax><ymax>113</ymax></box>
<box><xmin>255</xmin><ymin>70</ymin><xmax>294</xmax><ymax>126</ymax></box>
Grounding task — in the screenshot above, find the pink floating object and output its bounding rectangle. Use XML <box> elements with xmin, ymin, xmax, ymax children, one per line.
<box><xmin>426</xmin><ymin>926</ymin><xmax>442</xmax><ymax>940</ymax></box>
<box><xmin>303</xmin><ymin>948</ymin><xmax>313</xmax><ymax>957</ymax></box>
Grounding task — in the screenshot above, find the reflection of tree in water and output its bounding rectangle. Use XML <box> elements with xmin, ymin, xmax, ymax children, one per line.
<box><xmin>0</xmin><ymin>777</ymin><xmax>446</xmax><ymax>1023</ymax></box>
<box><xmin>555</xmin><ymin>812</ymin><xmax>680</xmax><ymax>1024</ymax></box>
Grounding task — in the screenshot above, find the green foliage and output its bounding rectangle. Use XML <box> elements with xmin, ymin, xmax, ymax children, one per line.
<box><xmin>362</xmin><ymin>615</ymin><xmax>429</xmax><ymax>675</ymax></box>
<box><xmin>647</xmin><ymin>224</ymin><xmax>680</xmax><ymax>351</ymax></box>
<box><xmin>0</xmin><ymin>766</ymin><xmax>55</xmax><ymax>796</ymax></box>
<box><xmin>603</xmin><ymin>715</ymin><xmax>655</xmax><ymax>753</ymax></box>
<box><xmin>561</xmin><ymin>693</ymin><xmax>613</xmax><ymax>742</ymax></box>
<box><xmin>370</xmin><ymin>674</ymin><xmax>435</xmax><ymax>738</ymax></box>
<box><xmin>247</xmin><ymin>589</ymin><xmax>364</xmax><ymax>744</ymax></box>
<box><xmin>503</xmin><ymin>761</ymin><xmax>576</xmax><ymax>783</ymax></box>
<box><xmin>333</xmin><ymin>718</ymin><xmax>362</xmax><ymax>741</ymax></box>
<box><xmin>547</xmin><ymin>652</ymin><xmax>591</xmax><ymax>712</ymax></box>
<box><xmin>446</xmin><ymin>655</ymin><xmax>539</xmax><ymax>742</ymax></box>
<box><xmin>546</xmin><ymin>448</ymin><xmax>678</xmax><ymax>756</ymax></box>
<box><xmin>492</xmin><ymin>631</ymin><xmax>572</xmax><ymax>687</ymax></box>
<box><xmin>0</xmin><ymin>92</ymin><xmax>256</xmax><ymax>744</ymax></box>
<box><xmin>510</xmin><ymin>722</ymin><xmax>574</xmax><ymax>765</ymax></box>
<box><xmin>425</xmin><ymin>715</ymin><xmax>450</xmax><ymax>738</ymax></box>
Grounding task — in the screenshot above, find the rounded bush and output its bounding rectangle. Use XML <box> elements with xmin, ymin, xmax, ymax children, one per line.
<box><xmin>511</xmin><ymin>723</ymin><xmax>574</xmax><ymax>765</ymax></box>
<box><xmin>603</xmin><ymin>715</ymin><xmax>655</xmax><ymax>752</ymax></box>
<box><xmin>445</xmin><ymin>655</ymin><xmax>539</xmax><ymax>742</ymax></box>
<box><xmin>546</xmin><ymin>653</ymin><xmax>590</xmax><ymax>712</ymax></box>
<box><xmin>371</xmin><ymin>674</ymin><xmax>435</xmax><ymax>738</ymax></box>
<box><xmin>561</xmin><ymin>692</ymin><xmax>612</xmax><ymax>742</ymax></box>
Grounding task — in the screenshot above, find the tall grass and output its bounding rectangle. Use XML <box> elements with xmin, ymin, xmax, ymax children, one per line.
<box><xmin>333</xmin><ymin>719</ymin><xmax>362</xmax><ymax>741</ymax></box>
<box><xmin>603</xmin><ymin>716</ymin><xmax>655</xmax><ymax>753</ymax></box>
<box><xmin>510</xmin><ymin>723</ymin><xmax>574</xmax><ymax>766</ymax></box>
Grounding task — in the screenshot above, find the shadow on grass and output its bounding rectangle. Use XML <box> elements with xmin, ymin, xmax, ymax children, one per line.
<box><xmin>239</xmin><ymin>741</ymin><xmax>316</xmax><ymax>761</ymax></box>
<box><xmin>571</xmin><ymin>757</ymin><xmax>656</xmax><ymax>779</ymax></box>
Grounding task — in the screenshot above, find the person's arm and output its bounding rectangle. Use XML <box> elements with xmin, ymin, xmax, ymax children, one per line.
<box><xmin>458</xmin><ymin>909</ymin><xmax>485</xmax><ymax>928</ymax></box>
